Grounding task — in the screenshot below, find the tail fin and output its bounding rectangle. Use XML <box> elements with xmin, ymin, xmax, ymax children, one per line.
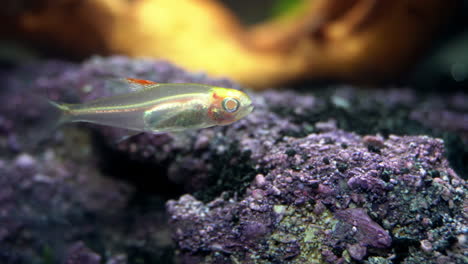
<box><xmin>47</xmin><ymin>99</ymin><xmax>73</xmax><ymax>126</ymax></box>
<box><xmin>16</xmin><ymin>97</ymin><xmax>74</xmax><ymax>150</ymax></box>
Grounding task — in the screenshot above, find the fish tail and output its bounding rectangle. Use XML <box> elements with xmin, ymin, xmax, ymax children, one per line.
<box><xmin>14</xmin><ymin>96</ymin><xmax>75</xmax><ymax>150</ymax></box>
<box><xmin>47</xmin><ymin>99</ymin><xmax>73</xmax><ymax>125</ymax></box>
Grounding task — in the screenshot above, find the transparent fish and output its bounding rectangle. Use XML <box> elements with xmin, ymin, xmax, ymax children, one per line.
<box><xmin>49</xmin><ymin>78</ymin><xmax>254</xmax><ymax>133</ymax></box>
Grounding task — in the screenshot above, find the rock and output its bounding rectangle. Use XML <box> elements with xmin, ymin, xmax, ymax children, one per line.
<box><xmin>0</xmin><ymin>56</ymin><xmax>466</xmax><ymax>264</ymax></box>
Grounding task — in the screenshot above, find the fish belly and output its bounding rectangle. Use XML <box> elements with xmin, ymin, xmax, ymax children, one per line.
<box><xmin>143</xmin><ymin>102</ymin><xmax>212</xmax><ymax>132</ymax></box>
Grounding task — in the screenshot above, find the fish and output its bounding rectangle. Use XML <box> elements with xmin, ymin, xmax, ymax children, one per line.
<box><xmin>48</xmin><ymin>78</ymin><xmax>254</xmax><ymax>133</ymax></box>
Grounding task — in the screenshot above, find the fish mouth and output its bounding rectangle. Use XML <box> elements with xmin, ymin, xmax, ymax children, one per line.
<box><xmin>238</xmin><ymin>104</ymin><xmax>254</xmax><ymax>119</ymax></box>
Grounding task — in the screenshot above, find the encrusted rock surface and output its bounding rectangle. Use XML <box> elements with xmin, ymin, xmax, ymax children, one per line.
<box><xmin>0</xmin><ymin>56</ymin><xmax>466</xmax><ymax>263</ymax></box>
<box><xmin>167</xmin><ymin>124</ymin><xmax>466</xmax><ymax>263</ymax></box>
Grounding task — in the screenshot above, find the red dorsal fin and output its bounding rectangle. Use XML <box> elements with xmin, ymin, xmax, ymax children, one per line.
<box><xmin>126</xmin><ymin>78</ymin><xmax>158</xmax><ymax>86</ymax></box>
<box><xmin>212</xmin><ymin>92</ymin><xmax>222</xmax><ymax>100</ymax></box>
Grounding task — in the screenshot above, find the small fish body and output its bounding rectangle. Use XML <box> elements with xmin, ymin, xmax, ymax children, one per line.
<box><xmin>50</xmin><ymin>78</ymin><xmax>254</xmax><ymax>133</ymax></box>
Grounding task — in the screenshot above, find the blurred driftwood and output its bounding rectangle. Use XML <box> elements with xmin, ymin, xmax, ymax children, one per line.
<box><xmin>0</xmin><ymin>0</ymin><xmax>457</xmax><ymax>88</ymax></box>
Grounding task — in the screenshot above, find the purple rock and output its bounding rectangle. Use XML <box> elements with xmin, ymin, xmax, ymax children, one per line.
<box><xmin>347</xmin><ymin>243</ymin><xmax>367</xmax><ymax>261</ymax></box>
<box><xmin>167</xmin><ymin>128</ymin><xmax>465</xmax><ymax>263</ymax></box>
<box><xmin>0</xmin><ymin>56</ymin><xmax>466</xmax><ymax>264</ymax></box>
<box><xmin>334</xmin><ymin>208</ymin><xmax>392</xmax><ymax>248</ymax></box>
<box><xmin>65</xmin><ymin>242</ymin><xmax>101</xmax><ymax>264</ymax></box>
<box><xmin>347</xmin><ymin>170</ymin><xmax>386</xmax><ymax>193</ymax></box>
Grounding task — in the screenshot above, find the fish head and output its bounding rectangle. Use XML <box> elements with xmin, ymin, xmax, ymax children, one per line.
<box><xmin>208</xmin><ymin>87</ymin><xmax>254</xmax><ymax>125</ymax></box>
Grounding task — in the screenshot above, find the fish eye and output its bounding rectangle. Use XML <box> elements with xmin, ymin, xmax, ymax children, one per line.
<box><xmin>222</xmin><ymin>97</ymin><xmax>240</xmax><ymax>113</ymax></box>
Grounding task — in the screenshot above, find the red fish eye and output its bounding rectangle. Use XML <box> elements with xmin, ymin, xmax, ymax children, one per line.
<box><xmin>222</xmin><ymin>98</ymin><xmax>240</xmax><ymax>113</ymax></box>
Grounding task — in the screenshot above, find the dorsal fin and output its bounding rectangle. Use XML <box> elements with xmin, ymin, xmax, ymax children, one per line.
<box><xmin>100</xmin><ymin>77</ymin><xmax>160</xmax><ymax>95</ymax></box>
<box><xmin>125</xmin><ymin>78</ymin><xmax>159</xmax><ymax>91</ymax></box>
<box><xmin>125</xmin><ymin>78</ymin><xmax>158</xmax><ymax>86</ymax></box>
<box><xmin>119</xmin><ymin>78</ymin><xmax>159</xmax><ymax>92</ymax></box>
